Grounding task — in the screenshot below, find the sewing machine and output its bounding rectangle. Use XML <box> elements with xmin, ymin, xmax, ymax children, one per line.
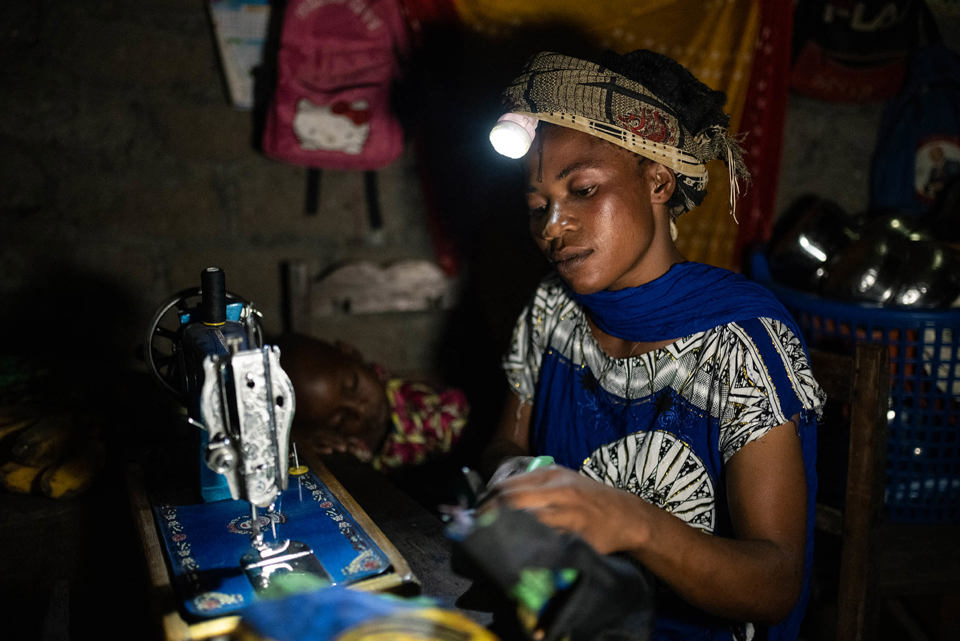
<box><xmin>138</xmin><ymin>268</ymin><xmax>415</xmax><ymax>640</ymax></box>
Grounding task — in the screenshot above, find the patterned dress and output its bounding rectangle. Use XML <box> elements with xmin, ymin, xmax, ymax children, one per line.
<box><xmin>503</xmin><ymin>273</ymin><xmax>825</xmax><ymax>641</ymax></box>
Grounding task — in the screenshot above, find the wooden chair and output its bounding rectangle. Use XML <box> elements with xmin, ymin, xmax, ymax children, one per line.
<box><xmin>810</xmin><ymin>344</ymin><xmax>960</xmax><ymax>641</ymax></box>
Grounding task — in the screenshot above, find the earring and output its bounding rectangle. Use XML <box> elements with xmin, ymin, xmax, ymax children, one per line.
<box><xmin>670</xmin><ymin>218</ymin><xmax>678</xmax><ymax>241</ymax></box>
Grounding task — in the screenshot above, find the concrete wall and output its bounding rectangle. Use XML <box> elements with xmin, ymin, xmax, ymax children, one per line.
<box><xmin>2</xmin><ymin>1</ymin><xmax>958</xmax><ymax>381</ymax></box>
<box><xmin>1</xmin><ymin>1</ymin><xmax>436</xmax><ymax>373</ymax></box>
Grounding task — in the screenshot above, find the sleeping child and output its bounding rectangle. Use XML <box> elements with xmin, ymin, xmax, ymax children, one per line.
<box><xmin>276</xmin><ymin>333</ymin><xmax>469</xmax><ymax>473</ymax></box>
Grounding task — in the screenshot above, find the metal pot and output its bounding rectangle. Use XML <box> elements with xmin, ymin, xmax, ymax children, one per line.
<box><xmin>822</xmin><ymin>212</ymin><xmax>960</xmax><ymax>308</ymax></box>
<box><xmin>768</xmin><ymin>195</ymin><xmax>863</xmax><ymax>293</ymax></box>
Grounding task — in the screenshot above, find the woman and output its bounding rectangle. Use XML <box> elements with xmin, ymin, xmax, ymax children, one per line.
<box><xmin>480</xmin><ymin>50</ymin><xmax>825</xmax><ymax>641</ymax></box>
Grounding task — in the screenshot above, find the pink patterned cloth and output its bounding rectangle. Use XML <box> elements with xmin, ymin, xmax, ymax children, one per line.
<box><xmin>372</xmin><ymin>378</ymin><xmax>469</xmax><ymax>471</ymax></box>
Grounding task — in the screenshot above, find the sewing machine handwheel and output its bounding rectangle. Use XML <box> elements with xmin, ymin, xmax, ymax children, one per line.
<box><xmin>144</xmin><ymin>287</ymin><xmax>263</xmax><ymax>402</ymax></box>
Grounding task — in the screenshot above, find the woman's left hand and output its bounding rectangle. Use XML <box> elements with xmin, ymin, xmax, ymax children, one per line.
<box><xmin>484</xmin><ymin>466</ymin><xmax>644</xmax><ymax>554</ymax></box>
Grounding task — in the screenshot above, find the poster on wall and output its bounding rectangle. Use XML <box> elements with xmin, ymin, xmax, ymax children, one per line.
<box><xmin>208</xmin><ymin>0</ymin><xmax>271</xmax><ymax>109</ymax></box>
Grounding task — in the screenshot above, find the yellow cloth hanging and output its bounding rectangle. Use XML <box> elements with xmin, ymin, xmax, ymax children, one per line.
<box><xmin>451</xmin><ymin>0</ymin><xmax>760</xmax><ymax>269</ymax></box>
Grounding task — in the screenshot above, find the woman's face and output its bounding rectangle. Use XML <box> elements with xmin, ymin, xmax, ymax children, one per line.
<box><xmin>524</xmin><ymin>126</ymin><xmax>675</xmax><ymax>294</ymax></box>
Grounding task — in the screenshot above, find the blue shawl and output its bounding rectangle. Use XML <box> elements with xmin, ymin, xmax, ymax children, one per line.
<box><xmin>541</xmin><ymin>261</ymin><xmax>817</xmax><ymax>641</ymax></box>
<box><xmin>567</xmin><ymin>261</ymin><xmax>805</xmax><ymax>346</ymax></box>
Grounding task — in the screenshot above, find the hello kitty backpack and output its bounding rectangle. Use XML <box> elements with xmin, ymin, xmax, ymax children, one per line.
<box><xmin>262</xmin><ymin>0</ymin><xmax>410</xmax><ymax>171</ymax></box>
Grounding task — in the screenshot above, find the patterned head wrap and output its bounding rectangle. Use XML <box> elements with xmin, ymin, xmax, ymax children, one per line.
<box><xmin>500</xmin><ymin>50</ymin><xmax>750</xmax><ymax>218</ymax></box>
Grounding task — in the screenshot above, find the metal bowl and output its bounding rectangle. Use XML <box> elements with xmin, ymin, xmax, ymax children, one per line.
<box><xmin>768</xmin><ymin>195</ymin><xmax>863</xmax><ymax>293</ymax></box>
<box><xmin>893</xmin><ymin>242</ymin><xmax>960</xmax><ymax>308</ymax></box>
<box><xmin>821</xmin><ymin>229</ymin><xmax>908</xmax><ymax>305</ymax></box>
<box><xmin>822</xmin><ymin>212</ymin><xmax>960</xmax><ymax>308</ymax></box>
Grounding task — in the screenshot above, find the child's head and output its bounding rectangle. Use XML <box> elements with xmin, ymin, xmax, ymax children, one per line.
<box><xmin>277</xmin><ymin>334</ymin><xmax>390</xmax><ymax>456</ymax></box>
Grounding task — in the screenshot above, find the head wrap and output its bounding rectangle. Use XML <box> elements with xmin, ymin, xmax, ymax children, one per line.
<box><xmin>500</xmin><ymin>50</ymin><xmax>749</xmax><ymax>218</ymax></box>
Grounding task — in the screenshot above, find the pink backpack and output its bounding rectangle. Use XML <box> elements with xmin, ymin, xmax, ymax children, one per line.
<box><xmin>262</xmin><ymin>0</ymin><xmax>410</xmax><ymax>171</ymax></box>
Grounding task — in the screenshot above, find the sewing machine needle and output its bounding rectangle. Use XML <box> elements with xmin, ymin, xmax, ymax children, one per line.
<box><xmin>250</xmin><ymin>504</ymin><xmax>264</xmax><ymax>549</ymax></box>
<box><xmin>290</xmin><ymin>442</ymin><xmax>308</xmax><ymax>501</ymax></box>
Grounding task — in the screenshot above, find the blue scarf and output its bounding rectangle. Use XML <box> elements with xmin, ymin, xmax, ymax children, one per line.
<box><xmin>567</xmin><ymin>261</ymin><xmax>803</xmax><ymax>344</ymax></box>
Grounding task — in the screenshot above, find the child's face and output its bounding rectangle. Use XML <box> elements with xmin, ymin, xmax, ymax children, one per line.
<box><xmin>288</xmin><ymin>341</ymin><xmax>390</xmax><ymax>453</ymax></box>
<box><xmin>524</xmin><ymin>126</ymin><xmax>671</xmax><ymax>294</ymax></box>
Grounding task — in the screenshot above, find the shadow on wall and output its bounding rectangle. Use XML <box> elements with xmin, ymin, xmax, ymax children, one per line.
<box><xmin>0</xmin><ymin>261</ymin><xmax>188</xmax><ymax>468</ymax></box>
<box><xmin>0</xmin><ymin>264</ymin><xmax>143</xmax><ymax>402</ymax></box>
<box><xmin>397</xmin><ymin>23</ymin><xmax>604</xmax><ymax>450</ymax></box>
<box><xmin>0</xmin><ymin>266</ymin><xmax>165</xmax><ymax>641</ymax></box>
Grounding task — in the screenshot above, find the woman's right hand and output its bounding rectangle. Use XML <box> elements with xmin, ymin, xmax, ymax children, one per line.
<box><xmin>483</xmin><ymin>465</ymin><xmax>647</xmax><ymax>555</ymax></box>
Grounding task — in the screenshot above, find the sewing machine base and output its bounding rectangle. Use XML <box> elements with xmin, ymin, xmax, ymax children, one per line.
<box><xmin>129</xmin><ymin>462</ymin><xmax>417</xmax><ymax>641</ymax></box>
<box><xmin>241</xmin><ymin>539</ymin><xmax>331</xmax><ymax>592</ymax></box>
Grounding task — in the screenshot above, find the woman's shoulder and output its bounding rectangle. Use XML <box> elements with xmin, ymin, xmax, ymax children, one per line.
<box><xmin>699</xmin><ymin>316</ymin><xmax>807</xmax><ymax>361</ymax></box>
<box><xmin>705</xmin><ymin>318</ymin><xmax>825</xmax><ymax>412</ymax></box>
<box><xmin>525</xmin><ymin>273</ymin><xmax>581</xmax><ymax>317</ymax></box>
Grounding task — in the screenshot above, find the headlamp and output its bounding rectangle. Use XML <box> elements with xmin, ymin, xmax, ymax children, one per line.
<box><xmin>489</xmin><ymin>113</ymin><xmax>538</xmax><ymax>159</ymax></box>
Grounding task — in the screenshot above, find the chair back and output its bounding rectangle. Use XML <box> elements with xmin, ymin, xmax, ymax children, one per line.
<box><xmin>809</xmin><ymin>343</ymin><xmax>890</xmax><ymax>641</ymax></box>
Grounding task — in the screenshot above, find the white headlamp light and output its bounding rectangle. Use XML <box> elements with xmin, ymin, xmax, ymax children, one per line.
<box><xmin>489</xmin><ymin>113</ymin><xmax>538</xmax><ymax>159</ymax></box>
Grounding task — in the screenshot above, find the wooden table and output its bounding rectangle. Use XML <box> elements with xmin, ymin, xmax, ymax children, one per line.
<box><xmin>318</xmin><ymin>454</ymin><xmax>479</xmax><ymax>609</ymax></box>
<box><xmin>129</xmin><ymin>452</ymin><xmax>487</xmax><ymax>641</ymax></box>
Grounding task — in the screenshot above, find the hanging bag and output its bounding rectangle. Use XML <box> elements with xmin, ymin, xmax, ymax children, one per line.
<box><xmin>869</xmin><ymin>39</ymin><xmax>960</xmax><ymax>218</ymax></box>
<box><xmin>791</xmin><ymin>0</ymin><xmax>934</xmax><ymax>103</ymax></box>
<box><xmin>262</xmin><ymin>0</ymin><xmax>410</xmax><ymax>171</ymax></box>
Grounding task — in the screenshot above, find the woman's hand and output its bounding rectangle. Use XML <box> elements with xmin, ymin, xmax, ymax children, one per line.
<box><xmin>485</xmin><ymin>422</ymin><xmax>808</xmax><ymax>624</ymax></box>
<box><xmin>484</xmin><ymin>465</ymin><xmax>646</xmax><ymax>555</ymax></box>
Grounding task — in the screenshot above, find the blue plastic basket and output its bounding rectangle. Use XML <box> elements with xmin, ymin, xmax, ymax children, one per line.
<box><xmin>749</xmin><ymin>251</ymin><xmax>960</xmax><ymax>523</ymax></box>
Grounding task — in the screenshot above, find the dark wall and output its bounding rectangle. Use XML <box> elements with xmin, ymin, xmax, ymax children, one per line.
<box><xmin>3</xmin><ymin>1</ymin><xmax>958</xmax><ymax>373</ymax></box>
<box><xmin>1</xmin><ymin>1</ymin><xmax>438</xmax><ymax>360</ymax></box>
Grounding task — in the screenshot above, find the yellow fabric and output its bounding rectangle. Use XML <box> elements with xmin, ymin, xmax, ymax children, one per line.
<box><xmin>452</xmin><ymin>0</ymin><xmax>760</xmax><ymax>270</ymax></box>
